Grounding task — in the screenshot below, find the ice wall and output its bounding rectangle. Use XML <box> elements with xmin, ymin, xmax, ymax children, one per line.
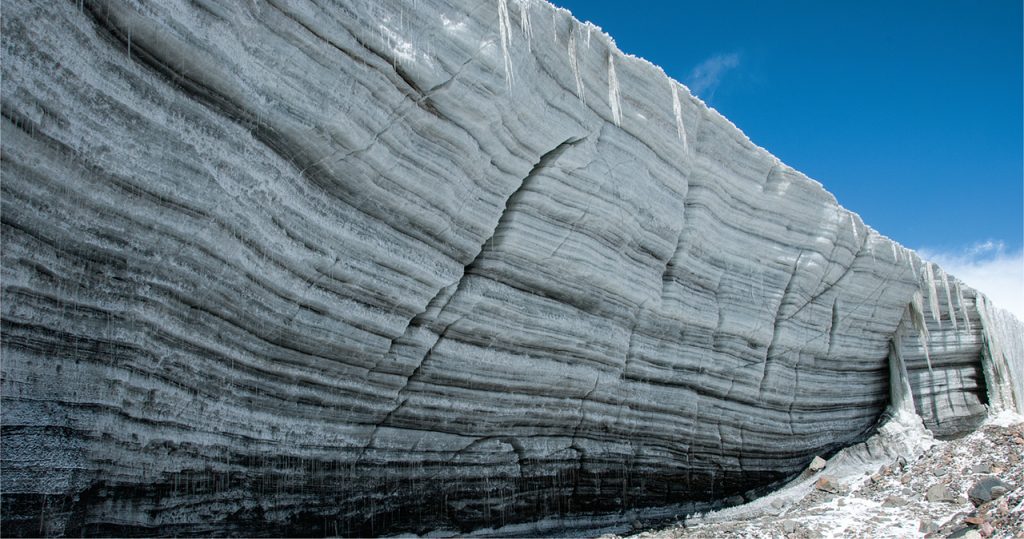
<box><xmin>1</xmin><ymin>0</ymin><xmax>1020</xmax><ymax>535</ymax></box>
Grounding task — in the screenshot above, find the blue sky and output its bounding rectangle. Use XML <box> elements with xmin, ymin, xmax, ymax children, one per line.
<box><xmin>551</xmin><ymin>0</ymin><xmax>1023</xmax><ymax>317</ymax></box>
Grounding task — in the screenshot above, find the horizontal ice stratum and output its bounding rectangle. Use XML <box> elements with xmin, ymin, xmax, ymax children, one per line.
<box><xmin>2</xmin><ymin>1</ymin><xmax>1021</xmax><ymax>536</ymax></box>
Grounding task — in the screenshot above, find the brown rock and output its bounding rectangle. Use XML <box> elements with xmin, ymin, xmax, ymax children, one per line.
<box><xmin>979</xmin><ymin>522</ymin><xmax>995</xmax><ymax>537</ymax></box>
<box><xmin>964</xmin><ymin>516</ymin><xmax>985</xmax><ymax>525</ymax></box>
<box><xmin>814</xmin><ymin>476</ymin><xmax>841</xmax><ymax>494</ymax></box>
<box><xmin>996</xmin><ymin>499</ymin><xmax>1009</xmax><ymax>515</ymax></box>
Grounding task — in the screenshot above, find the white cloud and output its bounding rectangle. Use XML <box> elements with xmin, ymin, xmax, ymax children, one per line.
<box><xmin>686</xmin><ymin>52</ymin><xmax>740</xmax><ymax>100</ymax></box>
<box><xmin>918</xmin><ymin>240</ymin><xmax>1024</xmax><ymax>321</ymax></box>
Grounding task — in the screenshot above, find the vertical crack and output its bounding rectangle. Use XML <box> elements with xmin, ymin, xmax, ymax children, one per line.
<box><xmin>362</xmin><ymin>135</ymin><xmax>590</xmax><ymax>456</ymax></box>
<box><xmin>826</xmin><ymin>297</ymin><xmax>840</xmax><ymax>357</ymax></box>
<box><xmin>759</xmin><ymin>251</ymin><xmax>803</xmax><ymax>395</ymax></box>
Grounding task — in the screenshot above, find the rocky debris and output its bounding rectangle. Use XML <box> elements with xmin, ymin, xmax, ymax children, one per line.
<box><xmin>611</xmin><ymin>419</ymin><xmax>1024</xmax><ymax>539</ymax></box>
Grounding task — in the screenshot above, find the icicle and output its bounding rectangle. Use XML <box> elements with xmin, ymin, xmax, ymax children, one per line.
<box><xmin>891</xmin><ymin>243</ymin><xmax>899</xmax><ymax>262</ymax></box>
<box><xmin>940</xmin><ymin>269</ymin><xmax>957</xmax><ymax>331</ymax></box>
<box><xmin>925</xmin><ymin>263</ymin><xmax>941</xmax><ymax>326</ymax></box>
<box><xmin>956</xmin><ymin>282</ymin><xmax>972</xmax><ymax>332</ymax></box>
<box><xmin>551</xmin><ymin>10</ymin><xmax>557</xmax><ymax>42</ymax></box>
<box><xmin>567</xmin><ymin>29</ymin><xmax>585</xmax><ymax>102</ymax></box>
<box><xmin>975</xmin><ymin>295</ymin><xmax>1024</xmax><ymax>413</ymax></box>
<box><xmin>671</xmin><ymin>82</ymin><xmax>688</xmax><ymax>152</ymax></box>
<box><xmin>497</xmin><ymin>0</ymin><xmax>514</xmax><ymax>89</ymax></box>
<box><xmin>517</xmin><ymin>0</ymin><xmax>532</xmax><ymax>52</ymax></box>
<box><xmin>849</xmin><ymin>213</ymin><xmax>858</xmax><ymax>243</ymax></box>
<box><xmin>889</xmin><ymin>319</ymin><xmax>918</xmax><ymax>415</ymax></box>
<box><xmin>910</xmin><ymin>291</ymin><xmax>934</xmax><ymax>373</ymax></box>
<box><xmin>585</xmin><ymin>25</ymin><xmax>592</xmax><ymax>48</ymax></box>
<box><xmin>607</xmin><ymin>52</ymin><xmax>621</xmax><ymax>126</ymax></box>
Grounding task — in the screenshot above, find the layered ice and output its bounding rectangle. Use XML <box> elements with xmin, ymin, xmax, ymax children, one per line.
<box><xmin>1</xmin><ymin>0</ymin><xmax>1020</xmax><ymax>535</ymax></box>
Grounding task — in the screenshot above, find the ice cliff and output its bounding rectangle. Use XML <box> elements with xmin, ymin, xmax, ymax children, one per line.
<box><xmin>2</xmin><ymin>1</ymin><xmax>1021</xmax><ymax>536</ymax></box>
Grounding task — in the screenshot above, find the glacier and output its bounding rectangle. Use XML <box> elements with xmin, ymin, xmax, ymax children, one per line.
<box><xmin>1</xmin><ymin>0</ymin><xmax>1021</xmax><ymax>536</ymax></box>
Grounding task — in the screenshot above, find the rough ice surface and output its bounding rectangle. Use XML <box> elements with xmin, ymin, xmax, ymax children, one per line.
<box><xmin>1</xmin><ymin>1</ymin><xmax>1021</xmax><ymax>536</ymax></box>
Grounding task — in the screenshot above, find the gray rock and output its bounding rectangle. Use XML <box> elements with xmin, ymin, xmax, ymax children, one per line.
<box><xmin>882</xmin><ymin>495</ymin><xmax>908</xmax><ymax>507</ymax></box>
<box><xmin>782</xmin><ymin>519</ymin><xmax>798</xmax><ymax>533</ymax></box>
<box><xmin>946</xmin><ymin>528</ymin><xmax>982</xmax><ymax>539</ymax></box>
<box><xmin>970</xmin><ymin>463</ymin><xmax>991</xmax><ymax>474</ymax></box>
<box><xmin>918</xmin><ymin>518</ymin><xmax>938</xmax><ymax>533</ymax></box>
<box><xmin>926</xmin><ymin>483</ymin><xmax>957</xmax><ymax>503</ymax></box>
<box><xmin>808</xmin><ymin>455</ymin><xmax>827</xmax><ymax>472</ymax></box>
<box><xmin>968</xmin><ymin>476</ymin><xmax>1012</xmax><ymax>506</ymax></box>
